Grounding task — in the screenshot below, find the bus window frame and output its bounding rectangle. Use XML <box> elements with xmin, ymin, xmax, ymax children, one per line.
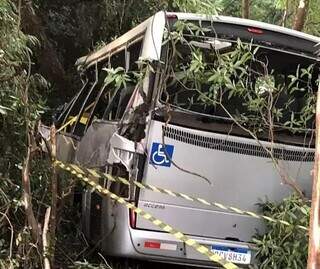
<box><xmin>59</xmin><ymin>78</ymin><xmax>89</xmax><ymax>133</ymax></box>
<box><xmin>57</xmin><ymin>34</ymin><xmax>145</xmax><ymax>136</ymax></box>
<box><xmin>100</xmin><ymin>38</ymin><xmax>144</xmax><ymax>122</ymax></box>
<box><xmin>71</xmin><ymin>63</ymin><xmax>99</xmax><ymax>136</ymax></box>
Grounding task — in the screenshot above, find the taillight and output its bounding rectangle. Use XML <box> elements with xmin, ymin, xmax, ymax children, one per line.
<box><xmin>129</xmin><ymin>209</ymin><xmax>136</xmax><ymax>228</ymax></box>
<box><xmin>247</xmin><ymin>27</ymin><xmax>264</xmax><ymax>35</ymax></box>
<box><xmin>144</xmin><ymin>241</ymin><xmax>161</xmax><ymax>249</ymax></box>
<box><xmin>144</xmin><ymin>241</ymin><xmax>178</xmax><ymax>251</ymax></box>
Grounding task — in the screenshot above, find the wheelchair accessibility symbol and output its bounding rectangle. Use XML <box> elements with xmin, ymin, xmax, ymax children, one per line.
<box><xmin>150</xmin><ymin>142</ymin><xmax>174</xmax><ymax>167</ymax></box>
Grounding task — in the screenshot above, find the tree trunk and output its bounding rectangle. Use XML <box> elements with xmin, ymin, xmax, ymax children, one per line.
<box><xmin>42</xmin><ymin>207</ymin><xmax>51</xmax><ymax>269</ymax></box>
<box><xmin>49</xmin><ymin>125</ymin><xmax>57</xmax><ymax>264</ymax></box>
<box><xmin>281</xmin><ymin>0</ymin><xmax>289</xmax><ymax>27</ymax></box>
<box><xmin>292</xmin><ymin>0</ymin><xmax>309</xmax><ymax>31</ymax></box>
<box><xmin>241</xmin><ymin>0</ymin><xmax>250</xmax><ymax>19</ymax></box>
<box><xmin>307</xmin><ymin>79</ymin><xmax>320</xmax><ymax>269</ymax></box>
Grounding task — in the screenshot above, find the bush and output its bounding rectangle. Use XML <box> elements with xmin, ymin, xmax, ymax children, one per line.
<box><xmin>253</xmin><ymin>195</ymin><xmax>310</xmax><ymax>269</ymax></box>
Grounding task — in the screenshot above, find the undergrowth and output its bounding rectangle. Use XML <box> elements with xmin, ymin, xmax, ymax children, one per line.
<box><xmin>253</xmin><ymin>195</ymin><xmax>310</xmax><ymax>269</ymax></box>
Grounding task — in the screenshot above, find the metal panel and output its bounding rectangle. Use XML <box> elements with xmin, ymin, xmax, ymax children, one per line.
<box><xmin>136</xmin><ymin>120</ymin><xmax>313</xmax><ymax>240</ymax></box>
<box><xmin>74</xmin><ymin>120</ymin><xmax>117</xmax><ymax>167</ymax></box>
<box><xmin>56</xmin><ymin>134</ymin><xmax>77</xmax><ymax>163</ymax></box>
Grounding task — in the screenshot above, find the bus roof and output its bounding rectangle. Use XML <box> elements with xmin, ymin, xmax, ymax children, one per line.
<box><xmin>173</xmin><ymin>12</ymin><xmax>320</xmax><ymax>43</ymax></box>
<box><xmin>76</xmin><ymin>11</ymin><xmax>320</xmax><ymax>70</ymax></box>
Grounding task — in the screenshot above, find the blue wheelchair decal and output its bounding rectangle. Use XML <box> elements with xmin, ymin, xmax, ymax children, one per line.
<box><xmin>150</xmin><ymin>142</ymin><xmax>174</xmax><ymax>167</ymax></box>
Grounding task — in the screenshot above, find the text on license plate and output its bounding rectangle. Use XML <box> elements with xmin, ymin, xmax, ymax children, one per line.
<box><xmin>211</xmin><ymin>245</ymin><xmax>251</xmax><ymax>265</ymax></box>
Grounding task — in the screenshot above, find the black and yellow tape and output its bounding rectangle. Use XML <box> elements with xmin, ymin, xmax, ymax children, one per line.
<box><xmin>56</xmin><ymin>161</ymin><xmax>240</xmax><ymax>269</ymax></box>
<box><xmin>56</xmin><ymin>117</ymin><xmax>77</xmax><ymax>133</ymax></box>
<box><xmin>54</xmin><ymin>160</ymin><xmax>308</xmax><ymax>232</ymax></box>
<box><xmin>56</xmin><ymin>102</ymin><xmax>94</xmax><ymax>133</ymax></box>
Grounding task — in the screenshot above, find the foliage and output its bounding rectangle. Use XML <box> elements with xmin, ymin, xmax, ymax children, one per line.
<box><xmin>253</xmin><ymin>195</ymin><xmax>310</xmax><ymax>269</ymax></box>
<box><xmin>172</xmin><ymin>0</ymin><xmax>221</xmax><ymax>14</ymax></box>
<box><xmin>95</xmin><ymin>0</ymin><xmax>168</xmax><ymax>43</ymax></box>
<box><xmin>305</xmin><ymin>0</ymin><xmax>320</xmax><ymax>36</ymax></box>
<box><xmin>103</xmin><ymin>67</ymin><xmax>132</xmax><ymax>89</ymax></box>
<box><xmin>0</xmin><ymin>0</ymin><xmax>319</xmax><ymax>268</ymax></box>
<box><xmin>0</xmin><ymin>0</ymin><xmax>50</xmax><ymax>267</ymax></box>
<box><xmin>163</xmin><ymin>20</ymin><xmax>317</xmax><ymax>135</ymax></box>
<box><xmin>184</xmin><ymin>0</ymin><xmax>320</xmax><ymax>36</ymax></box>
<box><xmin>0</xmin><ymin>0</ymin><xmax>47</xmax><ymax>172</ymax></box>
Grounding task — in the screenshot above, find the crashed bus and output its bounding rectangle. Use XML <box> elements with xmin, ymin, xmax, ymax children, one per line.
<box><xmin>44</xmin><ymin>12</ymin><xmax>320</xmax><ymax>267</ymax></box>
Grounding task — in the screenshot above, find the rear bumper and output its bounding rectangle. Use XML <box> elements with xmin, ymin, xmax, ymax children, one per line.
<box><xmin>130</xmin><ymin>228</ymin><xmax>256</xmax><ymax>267</ymax></box>
<box><xmin>101</xmin><ymin>204</ymin><xmax>256</xmax><ymax>268</ymax></box>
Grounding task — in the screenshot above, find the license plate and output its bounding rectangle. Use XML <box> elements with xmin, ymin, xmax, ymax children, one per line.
<box><xmin>211</xmin><ymin>245</ymin><xmax>251</xmax><ymax>265</ymax></box>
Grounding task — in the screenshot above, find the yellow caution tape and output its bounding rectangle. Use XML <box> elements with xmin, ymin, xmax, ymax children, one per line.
<box><xmin>57</xmin><ymin>161</ymin><xmax>240</xmax><ymax>269</ymax></box>
<box><xmin>56</xmin><ymin>117</ymin><xmax>77</xmax><ymax>133</ymax></box>
<box><xmin>54</xmin><ymin>160</ymin><xmax>308</xmax><ymax>232</ymax></box>
<box><xmin>56</xmin><ymin>102</ymin><xmax>95</xmax><ymax>133</ymax></box>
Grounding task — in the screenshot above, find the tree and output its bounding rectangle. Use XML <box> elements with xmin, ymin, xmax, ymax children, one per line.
<box><xmin>304</xmin><ymin>0</ymin><xmax>320</xmax><ymax>36</ymax></box>
<box><xmin>172</xmin><ymin>0</ymin><xmax>220</xmax><ymax>14</ymax></box>
<box><xmin>307</xmin><ymin>78</ymin><xmax>320</xmax><ymax>269</ymax></box>
<box><xmin>0</xmin><ymin>0</ymin><xmax>52</xmax><ymax>267</ymax></box>
<box><xmin>20</xmin><ymin>0</ymin><xmax>70</xmax><ymax>101</ymax></box>
<box><xmin>292</xmin><ymin>0</ymin><xmax>310</xmax><ymax>31</ymax></box>
<box><xmin>241</xmin><ymin>0</ymin><xmax>250</xmax><ymax>18</ymax></box>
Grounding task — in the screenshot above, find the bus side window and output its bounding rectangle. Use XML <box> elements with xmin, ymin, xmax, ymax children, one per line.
<box><xmin>57</xmin><ymin>77</ymin><xmax>92</xmax><ymax>135</ymax></box>
<box><xmin>91</xmin><ymin>39</ymin><xmax>143</xmax><ymax>123</ymax></box>
<box><xmin>69</xmin><ymin>48</ymin><xmax>127</xmax><ymax>135</ymax></box>
<box><xmin>127</xmin><ymin>39</ymin><xmax>143</xmax><ymax>71</ymax></box>
<box><xmin>71</xmin><ymin>67</ymin><xmax>106</xmax><ymax>137</ymax></box>
<box><xmin>58</xmin><ymin>38</ymin><xmax>143</xmax><ymax>138</ymax></box>
<box><xmin>102</xmin><ymin>84</ymin><xmax>135</xmax><ymax>121</ymax></box>
<box><xmin>80</xmin><ymin>49</ymin><xmax>126</xmax><ymax>125</ymax></box>
<box><xmin>116</xmin><ymin>85</ymin><xmax>135</xmax><ymax>120</ymax></box>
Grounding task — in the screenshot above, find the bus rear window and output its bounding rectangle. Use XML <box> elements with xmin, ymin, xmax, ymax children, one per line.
<box><xmin>161</xmin><ymin>38</ymin><xmax>319</xmax><ymax>133</ymax></box>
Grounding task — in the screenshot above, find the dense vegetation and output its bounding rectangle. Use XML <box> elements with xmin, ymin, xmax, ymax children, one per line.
<box><xmin>0</xmin><ymin>0</ymin><xmax>319</xmax><ymax>268</ymax></box>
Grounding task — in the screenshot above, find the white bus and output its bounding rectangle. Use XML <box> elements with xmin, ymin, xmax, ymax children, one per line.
<box><xmin>50</xmin><ymin>12</ymin><xmax>319</xmax><ymax>268</ymax></box>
